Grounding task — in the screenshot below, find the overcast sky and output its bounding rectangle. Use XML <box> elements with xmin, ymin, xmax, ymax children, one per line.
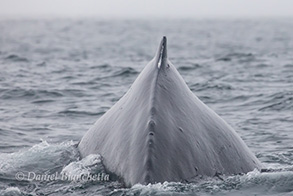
<box><xmin>0</xmin><ymin>0</ymin><xmax>293</xmax><ymax>19</ymax></box>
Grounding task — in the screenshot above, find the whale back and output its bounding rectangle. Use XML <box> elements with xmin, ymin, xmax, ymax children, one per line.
<box><xmin>78</xmin><ymin>37</ymin><xmax>261</xmax><ymax>187</ymax></box>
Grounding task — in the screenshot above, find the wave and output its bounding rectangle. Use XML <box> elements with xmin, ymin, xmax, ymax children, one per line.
<box><xmin>259</xmin><ymin>91</ymin><xmax>293</xmax><ymax>111</ymax></box>
<box><xmin>89</xmin><ymin>64</ymin><xmax>111</xmax><ymax>70</ymax></box>
<box><xmin>0</xmin><ymin>141</ymin><xmax>112</xmax><ymax>196</ymax></box>
<box><xmin>0</xmin><ymin>88</ymin><xmax>93</xmax><ymax>101</ymax></box>
<box><xmin>0</xmin><ymin>140</ymin><xmax>79</xmax><ymax>175</ymax></box>
<box><xmin>190</xmin><ymin>82</ymin><xmax>234</xmax><ymax>91</ymax></box>
<box><xmin>0</xmin><ymin>187</ymin><xmax>22</xmax><ymax>196</ymax></box>
<box><xmin>1</xmin><ymin>140</ymin><xmax>292</xmax><ymax>196</ymax></box>
<box><xmin>104</xmin><ymin>67</ymin><xmax>138</xmax><ymax>79</ymax></box>
<box><xmin>178</xmin><ymin>63</ymin><xmax>201</xmax><ymax>71</ymax></box>
<box><xmin>111</xmin><ymin>169</ymin><xmax>293</xmax><ymax>196</ymax></box>
<box><xmin>58</xmin><ymin>110</ymin><xmax>105</xmax><ymax>117</ymax></box>
<box><xmin>217</xmin><ymin>53</ymin><xmax>255</xmax><ymax>62</ymax></box>
<box><xmin>0</xmin><ymin>88</ymin><xmax>63</xmax><ymax>100</ymax></box>
<box><xmin>4</xmin><ymin>54</ymin><xmax>29</xmax><ymax>62</ymax></box>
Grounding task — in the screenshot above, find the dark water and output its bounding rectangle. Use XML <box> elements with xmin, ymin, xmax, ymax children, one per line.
<box><xmin>0</xmin><ymin>18</ymin><xmax>292</xmax><ymax>195</ymax></box>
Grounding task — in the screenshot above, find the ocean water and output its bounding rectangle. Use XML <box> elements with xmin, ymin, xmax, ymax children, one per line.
<box><xmin>0</xmin><ymin>18</ymin><xmax>292</xmax><ymax>195</ymax></box>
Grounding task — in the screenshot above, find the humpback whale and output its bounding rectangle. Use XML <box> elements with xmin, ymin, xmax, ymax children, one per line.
<box><xmin>78</xmin><ymin>37</ymin><xmax>262</xmax><ymax>187</ymax></box>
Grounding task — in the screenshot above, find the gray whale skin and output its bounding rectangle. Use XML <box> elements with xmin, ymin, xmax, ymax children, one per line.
<box><xmin>78</xmin><ymin>37</ymin><xmax>262</xmax><ymax>187</ymax></box>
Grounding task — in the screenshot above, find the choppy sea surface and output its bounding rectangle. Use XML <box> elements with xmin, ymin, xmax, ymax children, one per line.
<box><xmin>0</xmin><ymin>18</ymin><xmax>292</xmax><ymax>196</ymax></box>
